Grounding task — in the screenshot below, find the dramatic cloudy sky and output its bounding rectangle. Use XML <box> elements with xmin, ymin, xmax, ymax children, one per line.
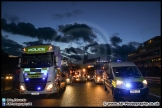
<box><xmin>1</xmin><ymin>1</ymin><xmax>161</xmax><ymax>59</ymax></box>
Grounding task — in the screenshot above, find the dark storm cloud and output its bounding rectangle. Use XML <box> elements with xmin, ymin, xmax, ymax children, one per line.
<box><xmin>89</xmin><ymin>43</ymin><xmax>110</xmax><ymax>55</ymax></box>
<box><xmin>74</xmin><ymin>41</ymin><xmax>82</xmax><ymax>45</ymax></box>
<box><xmin>22</xmin><ymin>40</ymin><xmax>44</xmax><ymax>46</ymax></box>
<box><xmin>69</xmin><ymin>54</ymin><xmax>82</xmax><ymax>61</ymax></box>
<box><xmin>58</xmin><ymin>23</ymin><xmax>97</xmax><ymax>43</ymax></box>
<box><xmin>85</xmin><ymin>42</ymin><xmax>98</xmax><ymax>49</ymax></box>
<box><xmin>90</xmin><ymin>47</ymin><xmax>97</xmax><ymax>53</ymax></box>
<box><xmin>88</xmin><ymin>41</ymin><xmax>138</xmax><ymax>60</ymax></box>
<box><xmin>83</xmin><ymin>42</ymin><xmax>99</xmax><ymax>53</ymax></box>
<box><xmin>1</xmin><ymin>35</ymin><xmax>24</xmax><ymax>56</ymax></box>
<box><xmin>2</xmin><ymin>12</ymin><xmax>20</xmax><ymax>23</ymax></box>
<box><xmin>128</xmin><ymin>41</ymin><xmax>141</xmax><ymax>48</ymax></box>
<box><xmin>52</xmin><ymin>14</ymin><xmax>64</xmax><ymax>20</ymax></box>
<box><xmin>1</xmin><ymin>18</ymin><xmax>57</xmax><ymax>42</ymax></box>
<box><xmin>62</xmin><ymin>47</ymin><xmax>83</xmax><ymax>61</ymax></box>
<box><xmin>110</xmin><ymin>35</ymin><xmax>122</xmax><ymax>47</ymax></box>
<box><xmin>62</xmin><ymin>38</ymin><xmax>139</xmax><ymax>61</ymax></box>
<box><xmin>111</xmin><ymin>42</ymin><xmax>137</xmax><ymax>59</ymax></box>
<box><xmin>74</xmin><ymin>48</ymin><xmax>85</xmax><ymax>54</ymax></box>
<box><xmin>37</xmin><ymin>27</ymin><xmax>57</xmax><ymax>41</ymax></box>
<box><xmin>51</xmin><ymin>9</ymin><xmax>83</xmax><ymax>20</ymax></box>
<box><xmin>54</xmin><ymin>35</ymin><xmax>69</xmax><ymax>43</ymax></box>
<box><xmin>2</xmin><ymin>18</ymin><xmax>96</xmax><ymax>44</ymax></box>
<box><xmin>115</xmin><ymin>43</ymin><xmax>137</xmax><ymax>59</ymax></box>
<box><xmin>64</xmin><ymin>47</ymin><xmax>84</xmax><ymax>55</ymax></box>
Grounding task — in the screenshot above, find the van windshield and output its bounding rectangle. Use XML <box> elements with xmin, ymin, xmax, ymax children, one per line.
<box><xmin>112</xmin><ymin>66</ymin><xmax>141</xmax><ymax>77</ymax></box>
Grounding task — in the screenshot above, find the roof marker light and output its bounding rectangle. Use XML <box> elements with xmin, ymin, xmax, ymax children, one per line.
<box><xmin>48</xmin><ymin>46</ymin><xmax>53</xmax><ymax>50</ymax></box>
<box><xmin>23</xmin><ymin>48</ymin><xmax>26</xmax><ymax>52</ymax></box>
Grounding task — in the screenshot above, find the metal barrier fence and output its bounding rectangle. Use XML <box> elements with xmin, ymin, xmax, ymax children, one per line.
<box><xmin>1</xmin><ymin>74</ymin><xmax>19</xmax><ymax>93</ymax></box>
<box><xmin>145</xmin><ymin>77</ymin><xmax>161</xmax><ymax>84</ymax></box>
<box><xmin>1</xmin><ymin>76</ymin><xmax>14</xmax><ymax>92</ymax></box>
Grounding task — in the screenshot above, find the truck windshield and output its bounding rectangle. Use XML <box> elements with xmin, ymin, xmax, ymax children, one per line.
<box><xmin>21</xmin><ymin>52</ymin><xmax>53</xmax><ymax>68</ymax></box>
<box><xmin>61</xmin><ymin>65</ymin><xmax>68</xmax><ymax>72</ymax></box>
<box><xmin>96</xmin><ymin>70</ymin><xmax>103</xmax><ymax>76</ymax></box>
<box><xmin>95</xmin><ymin>63</ymin><xmax>105</xmax><ymax>70</ymax></box>
<box><xmin>113</xmin><ymin>66</ymin><xmax>141</xmax><ymax>77</ymax></box>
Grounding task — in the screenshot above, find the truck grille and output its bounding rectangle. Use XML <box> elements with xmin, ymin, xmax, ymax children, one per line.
<box><xmin>23</xmin><ymin>74</ymin><xmax>48</xmax><ymax>91</ymax></box>
<box><xmin>25</xmin><ymin>82</ymin><xmax>46</xmax><ymax>91</ymax></box>
<box><xmin>129</xmin><ymin>82</ymin><xmax>143</xmax><ymax>89</ymax></box>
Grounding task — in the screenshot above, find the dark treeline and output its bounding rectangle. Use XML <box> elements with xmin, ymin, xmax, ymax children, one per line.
<box><xmin>1</xmin><ymin>50</ymin><xmax>19</xmax><ymax>74</ymax></box>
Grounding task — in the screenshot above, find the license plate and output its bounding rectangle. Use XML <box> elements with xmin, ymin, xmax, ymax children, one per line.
<box><xmin>31</xmin><ymin>92</ymin><xmax>39</xmax><ymax>95</ymax></box>
<box><xmin>130</xmin><ymin>90</ymin><xmax>140</xmax><ymax>93</ymax></box>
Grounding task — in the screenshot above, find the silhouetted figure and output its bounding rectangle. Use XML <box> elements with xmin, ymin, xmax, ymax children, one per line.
<box><xmin>12</xmin><ymin>68</ymin><xmax>20</xmax><ymax>92</ymax></box>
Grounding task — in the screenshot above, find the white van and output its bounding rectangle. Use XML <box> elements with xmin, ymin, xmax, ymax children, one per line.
<box><xmin>103</xmin><ymin>61</ymin><xmax>149</xmax><ymax>99</ymax></box>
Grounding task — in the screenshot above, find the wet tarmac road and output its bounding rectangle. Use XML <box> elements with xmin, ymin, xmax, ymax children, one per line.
<box><xmin>2</xmin><ymin>81</ymin><xmax>160</xmax><ymax>107</ymax></box>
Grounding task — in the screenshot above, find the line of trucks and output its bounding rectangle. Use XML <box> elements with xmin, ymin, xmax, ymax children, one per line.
<box><xmin>15</xmin><ymin>44</ymin><xmax>149</xmax><ymax>99</ymax></box>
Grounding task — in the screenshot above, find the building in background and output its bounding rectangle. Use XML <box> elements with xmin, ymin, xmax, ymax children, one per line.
<box><xmin>9</xmin><ymin>55</ymin><xmax>19</xmax><ymax>58</ymax></box>
<box><xmin>127</xmin><ymin>36</ymin><xmax>161</xmax><ymax>76</ymax></box>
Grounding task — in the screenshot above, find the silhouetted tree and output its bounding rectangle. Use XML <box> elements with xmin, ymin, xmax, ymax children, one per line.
<box><xmin>1</xmin><ymin>50</ymin><xmax>9</xmax><ymax>63</ymax></box>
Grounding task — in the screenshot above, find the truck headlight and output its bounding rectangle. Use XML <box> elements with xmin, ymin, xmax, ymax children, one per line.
<box><xmin>143</xmin><ymin>80</ymin><xmax>147</xmax><ymax>85</ymax></box>
<box><xmin>20</xmin><ymin>85</ymin><xmax>25</xmax><ymax>91</ymax></box>
<box><xmin>116</xmin><ymin>80</ymin><xmax>123</xmax><ymax>86</ymax></box>
<box><xmin>6</xmin><ymin>76</ymin><xmax>9</xmax><ymax>80</ymax></box>
<box><xmin>66</xmin><ymin>78</ymin><xmax>70</xmax><ymax>83</ymax></box>
<box><xmin>46</xmin><ymin>84</ymin><xmax>53</xmax><ymax>90</ymax></box>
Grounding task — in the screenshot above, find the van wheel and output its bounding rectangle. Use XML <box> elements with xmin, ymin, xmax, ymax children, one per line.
<box><xmin>112</xmin><ymin>88</ymin><xmax>117</xmax><ymax>99</ymax></box>
<box><xmin>141</xmin><ymin>94</ymin><xmax>148</xmax><ymax>101</ymax></box>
